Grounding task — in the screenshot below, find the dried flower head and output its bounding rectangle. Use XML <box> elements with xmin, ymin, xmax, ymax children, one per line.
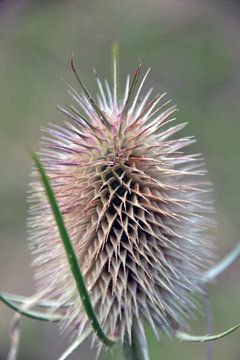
<box><xmin>28</xmin><ymin>55</ymin><xmax>215</xmax><ymax>351</ymax></box>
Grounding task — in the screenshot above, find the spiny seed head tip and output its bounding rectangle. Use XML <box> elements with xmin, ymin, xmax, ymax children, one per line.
<box><xmin>28</xmin><ymin>56</ymin><xmax>215</xmax><ymax>350</ymax></box>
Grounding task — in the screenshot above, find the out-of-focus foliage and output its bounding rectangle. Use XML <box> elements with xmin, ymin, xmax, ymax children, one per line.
<box><xmin>0</xmin><ymin>1</ymin><xmax>239</xmax><ymax>359</ymax></box>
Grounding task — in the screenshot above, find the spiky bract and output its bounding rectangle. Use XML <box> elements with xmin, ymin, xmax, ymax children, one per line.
<box><xmin>28</xmin><ymin>60</ymin><xmax>215</xmax><ymax>348</ymax></box>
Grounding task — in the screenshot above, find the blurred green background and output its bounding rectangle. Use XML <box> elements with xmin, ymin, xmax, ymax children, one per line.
<box><xmin>0</xmin><ymin>0</ymin><xmax>239</xmax><ymax>359</ymax></box>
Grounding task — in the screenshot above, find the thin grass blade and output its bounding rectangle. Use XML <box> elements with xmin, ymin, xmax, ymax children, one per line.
<box><xmin>204</xmin><ymin>243</ymin><xmax>240</xmax><ymax>283</ymax></box>
<box><xmin>31</xmin><ymin>152</ymin><xmax>116</xmax><ymax>347</ymax></box>
<box><xmin>1</xmin><ymin>292</ymin><xmax>71</xmax><ymax>309</ymax></box>
<box><xmin>0</xmin><ymin>293</ymin><xmax>62</xmax><ymax>322</ymax></box>
<box><xmin>176</xmin><ymin>323</ymin><xmax>240</xmax><ymax>343</ymax></box>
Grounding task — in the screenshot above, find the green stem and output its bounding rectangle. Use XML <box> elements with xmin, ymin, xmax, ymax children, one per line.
<box><xmin>123</xmin><ymin>320</ymin><xmax>150</xmax><ymax>360</ymax></box>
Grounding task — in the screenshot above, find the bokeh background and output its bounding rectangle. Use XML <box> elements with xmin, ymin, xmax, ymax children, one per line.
<box><xmin>0</xmin><ymin>0</ymin><xmax>239</xmax><ymax>359</ymax></box>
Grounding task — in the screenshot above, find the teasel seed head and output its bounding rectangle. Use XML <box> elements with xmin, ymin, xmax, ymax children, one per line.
<box><xmin>28</xmin><ymin>56</ymin><xmax>215</xmax><ymax>350</ymax></box>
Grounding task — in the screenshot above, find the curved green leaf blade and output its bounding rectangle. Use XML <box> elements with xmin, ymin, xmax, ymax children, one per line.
<box><xmin>204</xmin><ymin>243</ymin><xmax>240</xmax><ymax>283</ymax></box>
<box><xmin>32</xmin><ymin>153</ymin><xmax>116</xmax><ymax>347</ymax></box>
<box><xmin>176</xmin><ymin>323</ymin><xmax>240</xmax><ymax>343</ymax></box>
<box><xmin>0</xmin><ymin>292</ymin><xmax>71</xmax><ymax>309</ymax></box>
<box><xmin>0</xmin><ymin>293</ymin><xmax>62</xmax><ymax>322</ymax></box>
